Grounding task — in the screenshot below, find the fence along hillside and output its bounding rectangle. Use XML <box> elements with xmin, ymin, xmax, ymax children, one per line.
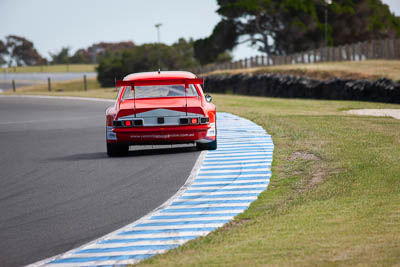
<box><xmin>200</xmin><ymin>39</ymin><xmax>400</xmax><ymax>73</ymax></box>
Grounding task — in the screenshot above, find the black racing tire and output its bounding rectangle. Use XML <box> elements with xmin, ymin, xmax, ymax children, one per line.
<box><xmin>197</xmin><ymin>139</ymin><xmax>217</xmax><ymax>151</ymax></box>
<box><xmin>107</xmin><ymin>143</ymin><xmax>129</xmax><ymax>157</ymax></box>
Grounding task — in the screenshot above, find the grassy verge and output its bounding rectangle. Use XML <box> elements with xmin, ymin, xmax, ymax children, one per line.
<box><xmin>207</xmin><ymin>60</ymin><xmax>400</xmax><ymax>81</ymax></box>
<box><xmin>1</xmin><ymin>64</ymin><xmax>97</xmax><ymax>73</ymax></box>
<box><xmin>135</xmin><ymin>95</ymin><xmax>400</xmax><ymax>266</ymax></box>
<box><xmin>3</xmin><ymin>81</ymin><xmax>400</xmax><ymax>265</ymax></box>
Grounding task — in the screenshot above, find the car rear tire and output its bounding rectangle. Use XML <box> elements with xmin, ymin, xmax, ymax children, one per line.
<box><xmin>107</xmin><ymin>143</ymin><xmax>129</xmax><ymax>157</ymax></box>
<box><xmin>197</xmin><ymin>139</ymin><xmax>217</xmax><ymax>151</ymax></box>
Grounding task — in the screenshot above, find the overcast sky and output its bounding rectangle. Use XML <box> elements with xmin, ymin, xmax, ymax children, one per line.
<box><xmin>1</xmin><ymin>0</ymin><xmax>400</xmax><ymax>61</ymax></box>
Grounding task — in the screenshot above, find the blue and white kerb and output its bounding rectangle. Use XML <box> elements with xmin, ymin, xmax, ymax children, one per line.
<box><xmin>29</xmin><ymin>112</ymin><xmax>274</xmax><ymax>267</ymax></box>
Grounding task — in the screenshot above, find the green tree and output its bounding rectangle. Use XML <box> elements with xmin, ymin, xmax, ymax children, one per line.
<box><xmin>71</xmin><ymin>41</ymin><xmax>136</xmax><ymax>64</ymax></box>
<box><xmin>172</xmin><ymin>38</ymin><xmax>199</xmax><ymax>69</ymax></box>
<box><xmin>97</xmin><ymin>39</ymin><xmax>200</xmax><ymax>87</ymax></box>
<box><xmin>327</xmin><ymin>0</ymin><xmax>400</xmax><ymax>45</ymax></box>
<box><xmin>49</xmin><ymin>47</ymin><xmax>71</xmax><ymax>64</ymax></box>
<box><xmin>194</xmin><ymin>19</ymin><xmax>237</xmax><ymax>65</ymax></box>
<box><xmin>6</xmin><ymin>35</ymin><xmax>46</xmax><ymax>66</ymax></box>
<box><xmin>0</xmin><ymin>40</ymin><xmax>7</xmax><ymax>65</ymax></box>
<box><xmin>212</xmin><ymin>0</ymin><xmax>400</xmax><ymax>56</ymax></box>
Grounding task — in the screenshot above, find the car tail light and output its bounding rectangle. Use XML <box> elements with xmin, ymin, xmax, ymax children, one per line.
<box><xmin>180</xmin><ymin>117</ymin><xmax>208</xmax><ymax>125</ymax></box>
<box><xmin>208</xmin><ymin>112</ymin><xmax>215</xmax><ymax>123</ymax></box>
<box><xmin>113</xmin><ymin>119</ymin><xmax>143</xmax><ymax>127</ymax></box>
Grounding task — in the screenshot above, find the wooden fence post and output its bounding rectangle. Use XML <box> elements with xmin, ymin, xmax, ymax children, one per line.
<box><xmin>351</xmin><ymin>43</ymin><xmax>355</xmax><ymax>61</ymax></box>
<box><xmin>319</xmin><ymin>48</ymin><xmax>322</xmax><ymax>62</ymax></box>
<box><xmin>365</xmin><ymin>41</ymin><xmax>369</xmax><ymax>59</ymax></box>
<box><xmin>83</xmin><ymin>75</ymin><xmax>87</xmax><ymax>91</ymax></box>
<box><xmin>386</xmin><ymin>39</ymin><xmax>391</xmax><ymax>60</ymax></box>
<box><xmin>314</xmin><ymin>50</ymin><xmax>318</xmax><ymax>62</ymax></box>
<box><xmin>372</xmin><ymin>40</ymin><xmax>376</xmax><ymax>59</ymax></box>
<box><xmin>12</xmin><ymin>80</ymin><xmax>16</xmax><ymax>92</ymax></box>
<box><xmin>47</xmin><ymin>77</ymin><xmax>51</xmax><ymax>92</ymax></box>
<box><xmin>347</xmin><ymin>44</ymin><xmax>351</xmax><ymax>61</ymax></box>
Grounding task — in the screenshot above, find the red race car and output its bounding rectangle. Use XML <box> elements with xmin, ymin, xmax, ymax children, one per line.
<box><xmin>105</xmin><ymin>71</ymin><xmax>217</xmax><ymax>157</ymax></box>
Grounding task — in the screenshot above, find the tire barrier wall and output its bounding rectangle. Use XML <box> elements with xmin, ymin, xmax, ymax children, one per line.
<box><xmin>204</xmin><ymin>74</ymin><xmax>400</xmax><ymax>104</ymax></box>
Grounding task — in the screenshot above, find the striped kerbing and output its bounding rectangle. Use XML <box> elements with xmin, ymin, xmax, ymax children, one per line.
<box><xmin>29</xmin><ymin>112</ymin><xmax>274</xmax><ymax>267</ymax></box>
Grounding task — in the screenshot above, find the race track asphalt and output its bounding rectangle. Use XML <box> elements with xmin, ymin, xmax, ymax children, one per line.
<box><xmin>0</xmin><ymin>96</ymin><xmax>200</xmax><ymax>267</ymax></box>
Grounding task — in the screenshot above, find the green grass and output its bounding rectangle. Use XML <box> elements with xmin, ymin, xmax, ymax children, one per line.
<box><xmin>135</xmin><ymin>95</ymin><xmax>400</xmax><ymax>266</ymax></box>
<box><xmin>2</xmin><ymin>82</ymin><xmax>400</xmax><ymax>265</ymax></box>
<box><xmin>1</xmin><ymin>64</ymin><xmax>96</xmax><ymax>73</ymax></box>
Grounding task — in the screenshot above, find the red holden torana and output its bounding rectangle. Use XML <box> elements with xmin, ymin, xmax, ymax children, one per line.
<box><xmin>105</xmin><ymin>71</ymin><xmax>217</xmax><ymax>157</ymax></box>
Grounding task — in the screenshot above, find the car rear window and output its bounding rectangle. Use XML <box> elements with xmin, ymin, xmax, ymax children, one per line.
<box><xmin>122</xmin><ymin>84</ymin><xmax>198</xmax><ymax>99</ymax></box>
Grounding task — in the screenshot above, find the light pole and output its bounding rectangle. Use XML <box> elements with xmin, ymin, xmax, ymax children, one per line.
<box><xmin>155</xmin><ymin>23</ymin><xmax>162</xmax><ymax>44</ymax></box>
<box><xmin>155</xmin><ymin>23</ymin><xmax>162</xmax><ymax>70</ymax></box>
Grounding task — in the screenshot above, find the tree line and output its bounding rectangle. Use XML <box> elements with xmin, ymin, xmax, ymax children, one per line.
<box><xmin>0</xmin><ymin>35</ymin><xmax>139</xmax><ymax>67</ymax></box>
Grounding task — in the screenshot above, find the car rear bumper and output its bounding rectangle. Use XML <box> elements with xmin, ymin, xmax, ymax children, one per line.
<box><xmin>106</xmin><ymin>124</ymin><xmax>216</xmax><ymax>145</ymax></box>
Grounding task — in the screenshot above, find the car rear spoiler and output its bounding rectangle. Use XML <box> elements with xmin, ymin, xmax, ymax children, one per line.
<box><xmin>115</xmin><ymin>78</ymin><xmax>204</xmax><ymax>89</ymax></box>
<box><xmin>115</xmin><ymin>78</ymin><xmax>204</xmax><ymax>117</ymax></box>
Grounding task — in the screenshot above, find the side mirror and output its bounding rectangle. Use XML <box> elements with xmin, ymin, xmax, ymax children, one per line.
<box><xmin>205</xmin><ymin>94</ymin><xmax>212</xmax><ymax>103</ymax></box>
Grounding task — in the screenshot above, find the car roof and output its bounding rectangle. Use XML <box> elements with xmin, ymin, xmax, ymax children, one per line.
<box><xmin>124</xmin><ymin>71</ymin><xmax>196</xmax><ymax>81</ymax></box>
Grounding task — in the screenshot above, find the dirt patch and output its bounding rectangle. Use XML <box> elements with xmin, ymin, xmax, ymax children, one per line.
<box><xmin>297</xmin><ymin>168</ymin><xmax>326</xmax><ymax>193</ymax></box>
<box><xmin>308</xmin><ymin>169</ymin><xmax>325</xmax><ymax>188</ymax></box>
<box><xmin>289</xmin><ymin>151</ymin><xmax>320</xmax><ymax>161</ymax></box>
<box><xmin>345</xmin><ymin>109</ymin><xmax>400</xmax><ymax>120</ymax></box>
